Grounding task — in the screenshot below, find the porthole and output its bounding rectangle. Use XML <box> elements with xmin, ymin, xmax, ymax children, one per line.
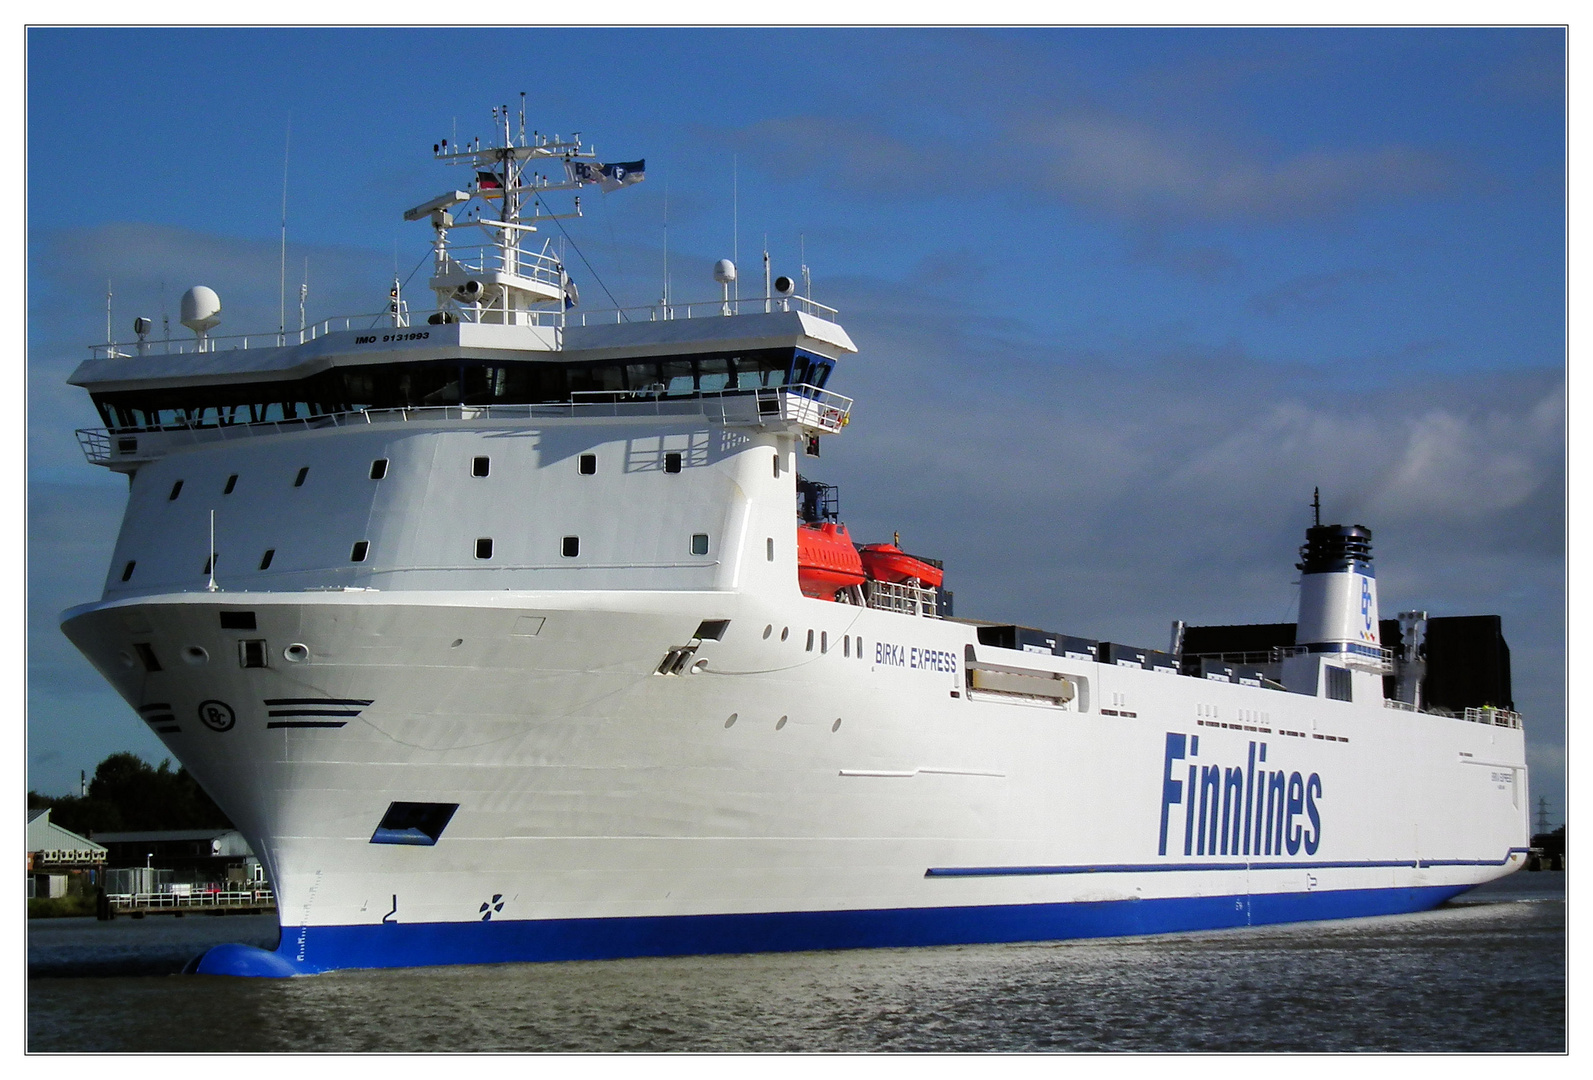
<box><xmin>762</xmin><ymin>624</ymin><xmax>772</xmax><ymax>639</ymax></box>
<box><xmin>168</xmin><ymin>480</ymin><xmax>183</xmax><ymax>501</ymax></box>
<box><xmin>350</xmin><ymin>540</ymin><xmax>370</xmax><ymax>562</ymax></box>
<box><xmin>259</xmin><ymin>548</ymin><xmax>275</xmax><ymax>571</ymax></box>
<box><xmin>780</xmin><ymin>627</ymin><xmax>789</xmax><ymax>642</ymax></box>
<box><xmin>182</xmin><ymin>645</ymin><xmax>209</xmax><ymax>666</ymax></box>
<box><xmin>223</xmin><ymin>474</ymin><xmax>238</xmax><ymax>495</ymax></box>
<box><xmin>832</xmin><ymin>718</ymin><xmax>843</xmax><ymax>733</ymax></box>
<box><xmin>450</xmin><ymin>638</ymin><xmax>464</xmax><ymax>648</ymax></box>
<box><xmin>690</xmin><ymin>533</ymin><xmax>709</xmax><ymax>556</ymax></box>
<box><xmin>562</xmin><ymin>536</ymin><xmax>579</xmax><ymax>558</ymax></box>
<box><xmin>475</xmin><ymin>537</ymin><xmax>494</xmax><ymax>560</ymax></box>
<box><xmin>578</xmin><ymin>454</ymin><xmax>596</xmax><ymax>475</ymax></box>
<box><xmin>370</xmin><ymin>459</ymin><xmax>389</xmax><ymax>480</ymax></box>
<box><xmin>472</xmin><ymin>456</ymin><xmax>490</xmax><ymax>477</ymax></box>
<box><xmin>283</xmin><ymin>643</ymin><xmax>310</xmax><ymax>663</ymax></box>
<box><xmin>724</xmin><ymin>713</ymin><xmax>738</xmax><ymax>729</ymax></box>
<box><xmin>775</xmin><ymin>715</ymin><xmax>788</xmax><ymax>731</ymax></box>
<box><xmin>120</xmin><ymin>560</ymin><xmax>136</xmax><ymax>582</ymax></box>
<box><xmin>293</xmin><ymin>466</ymin><xmax>309</xmax><ymax>488</ymax></box>
<box><xmin>664</xmin><ymin>452</ymin><xmax>682</xmax><ymax>474</ymax></box>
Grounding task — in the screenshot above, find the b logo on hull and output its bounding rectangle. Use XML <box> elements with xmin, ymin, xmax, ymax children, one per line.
<box><xmin>197</xmin><ymin>699</ymin><xmax>236</xmax><ymax>732</ymax></box>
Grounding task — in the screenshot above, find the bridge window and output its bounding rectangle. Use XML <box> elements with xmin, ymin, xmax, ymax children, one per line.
<box><xmin>350</xmin><ymin>540</ymin><xmax>369</xmax><ymax>562</ymax></box>
<box><xmin>579</xmin><ymin>454</ymin><xmax>596</xmax><ymax>475</ymax></box>
<box><xmin>562</xmin><ymin>536</ymin><xmax>579</xmax><ymax>558</ymax></box>
<box><xmin>691</xmin><ymin>533</ymin><xmax>709</xmax><ymax>556</ymax></box>
<box><xmin>120</xmin><ymin>560</ymin><xmax>135</xmax><ymax>582</ymax></box>
<box><xmin>293</xmin><ymin>466</ymin><xmax>309</xmax><ymax>488</ymax></box>
<box><xmin>475</xmin><ymin>538</ymin><xmax>494</xmax><ymax>560</ymax></box>
<box><xmin>223</xmin><ymin>474</ymin><xmax>238</xmax><ymax>495</ymax></box>
<box><xmin>259</xmin><ymin>548</ymin><xmax>275</xmax><ymax>570</ymax></box>
<box><xmin>168</xmin><ymin>480</ymin><xmax>183</xmax><ymax>501</ymax></box>
<box><xmin>665</xmin><ymin>452</ymin><xmax>682</xmax><ymax>474</ymax></box>
<box><xmin>472</xmin><ymin>456</ymin><xmax>490</xmax><ymax>477</ymax></box>
<box><xmin>370</xmin><ymin>459</ymin><xmax>388</xmax><ymax>480</ymax></box>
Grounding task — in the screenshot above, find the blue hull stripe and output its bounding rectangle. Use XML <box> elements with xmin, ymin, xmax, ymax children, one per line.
<box><xmin>926</xmin><ymin>847</ymin><xmax>1531</xmax><ymax>878</ymax></box>
<box><xmin>194</xmin><ymin>883</ymin><xmax>1476</xmax><ymax>978</ymax></box>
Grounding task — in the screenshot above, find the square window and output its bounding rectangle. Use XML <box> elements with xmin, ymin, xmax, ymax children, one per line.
<box><xmin>561</xmin><ymin>536</ymin><xmax>579</xmax><ymax>558</ymax></box>
<box><xmin>475</xmin><ymin>537</ymin><xmax>494</xmax><ymax>560</ymax></box>
<box><xmin>293</xmin><ymin>466</ymin><xmax>309</xmax><ymax>488</ymax></box>
<box><xmin>223</xmin><ymin>474</ymin><xmax>238</xmax><ymax>495</ymax></box>
<box><xmin>351</xmin><ymin>540</ymin><xmax>370</xmax><ymax>562</ymax></box>
<box><xmin>168</xmin><ymin>480</ymin><xmax>184</xmax><ymax>501</ymax></box>
<box><xmin>133</xmin><ymin>643</ymin><xmax>162</xmax><ymax>672</ymax></box>
<box><xmin>664</xmin><ymin>452</ymin><xmax>682</xmax><ymax>474</ymax></box>
<box><xmin>691</xmin><ymin>533</ymin><xmax>709</xmax><ymax>556</ymax></box>
<box><xmin>370</xmin><ymin>459</ymin><xmax>389</xmax><ymax>480</ymax></box>
<box><xmin>219</xmin><ymin>611</ymin><xmax>257</xmax><ymax>630</ymax></box>
<box><xmin>120</xmin><ymin>560</ymin><xmax>136</xmax><ymax>582</ymax></box>
<box><xmin>238</xmin><ymin>640</ymin><xmax>268</xmax><ymax>669</ymax></box>
<box><xmin>259</xmin><ymin>548</ymin><xmax>275</xmax><ymax>571</ymax></box>
<box><xmin>578</xmin><ymin>454</ymin><xmax>596</xmax><ymax>475</ymax></box>
<box><xmin>472</xmin><ymin>456</ymin><xmax>490</xmax><ymax>477</ymax></box>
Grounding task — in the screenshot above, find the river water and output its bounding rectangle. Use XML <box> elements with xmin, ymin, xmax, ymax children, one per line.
<box><xmin>28</xmin><ymin>871</ymin><xmax>1564</xmax><ymax>1052</ymax></box>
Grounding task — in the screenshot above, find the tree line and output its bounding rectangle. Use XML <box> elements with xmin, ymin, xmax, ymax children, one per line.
<box><xmin>29</xmin><ymin>752</ymin><xmax>233</xmax><ymax>836</ymax></box>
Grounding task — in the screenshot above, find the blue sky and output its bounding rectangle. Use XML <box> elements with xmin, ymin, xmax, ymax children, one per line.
<box><xmin>27</xmin><ymin>27</ymin><xmax>1565</xmax><ymax>820</ymax></box>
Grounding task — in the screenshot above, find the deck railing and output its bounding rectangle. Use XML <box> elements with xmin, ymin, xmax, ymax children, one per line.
<box><xmin>86</xmin><ymin>293</ymin><xmax>842</xmax><ymax>359</ymax></box>
<box><xmin>76</xmin><ymin>385</ymin><xmax>852</xmax><ymax>467</ymax></box>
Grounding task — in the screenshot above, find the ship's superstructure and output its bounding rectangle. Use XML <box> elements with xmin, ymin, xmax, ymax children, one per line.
<box><xmin>58</xmin><ymin>111</ymin><xmax>1529</xmax><ymax>977</ymax></box>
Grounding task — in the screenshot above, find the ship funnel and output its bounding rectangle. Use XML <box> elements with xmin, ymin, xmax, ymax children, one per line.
<box><xmin>1295</xmin><ymin>522</ymin><xmax>1380</xmax><ymax>654</ymax></box>
<box><xmin>180</xmin><ymin>286</ymin><xmax>222</xmax><ymax>351</ymax></box>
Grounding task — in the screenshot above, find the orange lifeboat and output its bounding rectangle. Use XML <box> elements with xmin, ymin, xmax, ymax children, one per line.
<box><xmin>857</xmin><ymin>543</ymin><xmax>945</xmax><ymax>588</ymax></box>
<box><xmin>797</xmin><ymin>522</ymin><xmax>866</xmax><ymax>599</ymax></box>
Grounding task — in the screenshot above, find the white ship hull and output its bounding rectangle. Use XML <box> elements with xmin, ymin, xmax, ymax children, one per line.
<box><xmin>62</xmin><ymin>586</ymin><xmax>1529</xmax><ymax>975</ymax></box>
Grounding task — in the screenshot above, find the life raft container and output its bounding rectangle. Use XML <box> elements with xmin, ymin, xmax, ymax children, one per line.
<box><xmin>796</xmin><ymin>522</ymin><xmax>866</xmax><ymax>599</ymax></box>
<box><xmin>857</xmin><ymin>543</ymin><xmax>945</xmax><ymax>588</ymax></box>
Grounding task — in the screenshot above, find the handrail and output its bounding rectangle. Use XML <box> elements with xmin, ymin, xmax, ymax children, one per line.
<box><xmin>86</xmin><ymin>292</ymin><xmax>845</xmax><ymax>359</ymax></box>
<box><xmin>76</xmin><ymin>385</ymin><xmax>853</xmax><ymax>466</ymax></box>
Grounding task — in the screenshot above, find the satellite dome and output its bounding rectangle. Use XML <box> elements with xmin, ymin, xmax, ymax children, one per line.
<box><xmin>180</xmin><ymin>286</ymin><xmax>222</xmax><ymax>333</ymax></box>
<box><xmin>713</xmin><ymin>259</ymin><xmax>737</xmax><ymax>284</ymax></box>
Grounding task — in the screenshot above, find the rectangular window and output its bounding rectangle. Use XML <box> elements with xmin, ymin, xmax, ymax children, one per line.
<box><xmin>369</xmin><ymin>801</ymin><xmax>459</xmax><ymax>846</ymax></box>
<box><xmin>773</xmin><ymin>454</ymin><xmax>781</xmax><ymax>478</ymax></box>
<box><xmin>219</xmin><ymin>611</ymin><xmax>257</xmax><ymax>630</ymax></box>
<box><xmin>821</xmin><ymin>631</ymin><xmax>828</xmax><ymax>654</ymax></box>
<box><xmin>351</xmin><ymin>540</ymin><xmax>370</xmax><ymax>562</ymax></box>
<box><xmin>844</xmin><ymin>636</ymin><xmax>850</xmax><ymax>658</ymax></box>
<box><xmin>475</xmin><ymin>537</ymin><xmax>494</xmax><ymax>560</ymax></box>
<box><xmin>259</xmin><ymin>548</ymin><xmax>275</xmax><ymax>571</ymax></box>
<box><xmin>579</xmin><ymin>453</ymin><xmax>596</xmax><ymax>475</ymax></box>
<box><xmin>806</xmin><ymin>629</ymin><xmax>815</xmax><ymax>652</ymax></box>
<box><xmin>695</xmin><ymin>619</ymin><xmax>730</xmax><ymax>641</ymax></box>
<box><xmin>472</xmin><ymin>456</ymin><xmax>490</xmax><ymax>477</ymax></box>
<box><xmin>223</xmin><ymin>474</ymin><xmax>238</xmax><ymax>495</ymax></box>
<box><xmin>293</xmin><ymin>466</ymin><xmax>309</xmax><ymax>488</ymax></box>
<box><xmin>238</xmin><ymin>640</ymin><xmax>268</xmax><ymax>669</ymax></box>
<box><xmin>767</xmin><ymin>538</ymin><xmax>774</xmax><ymax>561</ymax></box>
<box><xmin>664</xmin><ymin>451</ymin><xmax>682</xmax><ymax>474</ymax></box>
<box><xmin>133</xmin><ymin>643</ymin><xmax>162</xmax><ymax>673</ymax></box>
<box><xmin>561</xmin><ymin>536</ymin><xmax>579</xmax><ymax>558</ymax></box>
<box><xmin>1326</xmin><ymin>666</ymin><xmax>1353</xmax><ymax>702</ymax></box>
<box><xmin>120</xmin><ymin>560</ymin><xmax>136</xmax><ymax>582</ymax></box>
<box><xmin>691</xmin><ymin>533</ymin><xmax>709</xmax><ymax>556</ymax></box>
<box><xmin>168</xmin><ymin>480</ymin><xmax>183</xmax><ymax>501</ymax></box>
<box><xmin>370</xmin><ymin>458</ymin><xmax>389</xmax><ymax>480</ymax></box>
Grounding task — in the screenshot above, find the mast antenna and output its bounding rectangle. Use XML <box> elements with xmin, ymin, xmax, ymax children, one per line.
<box><xmin>662</xmin><ymin>181</ymin><xmax>670</xmax><ymax>311</ymax></box>
<box><xmin>104</xmin><ymin>280</ymin><xmax>112</xmax><ymax>348</ymax></box>
<box><xmin>298</xmin><ymin>258</ymin><xmax>308</xmax><ymax>343</ymax></box>
<box><xmin>800</xmin><ymin>233</ymin><xmax>811</xmax><ymax>299</ymax></box>
<box><xmin>1312</xmin><ymin>487</ymin><xmax>1322</xmax><ymax>528</ymax></box>
<box><xmin>733</xmin><ymin>155</ymin><xmax>739</xmax><ymax>309</ymax></box>
<box><xmin>279</xmin><ymin>119</ymin><xmax>290</xmax><ymax>346</ymax></box>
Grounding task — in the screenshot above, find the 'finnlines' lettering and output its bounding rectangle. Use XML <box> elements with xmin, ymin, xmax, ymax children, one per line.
<box><xmin>1157</xmin><ymin>733</ymin><xmax>1322</xmax><ymax>858</ymax></box>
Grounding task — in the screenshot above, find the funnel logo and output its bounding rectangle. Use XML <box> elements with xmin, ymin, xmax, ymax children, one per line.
<box><xmin>1361</xmin><ymin>576</ymin><xmax>1374</xmax><ymax>636</ymax></box>
<box><xmin>1158</xmin><ymin>733</ymin><xmax>1322</xmax><ymax>858</ymax></box>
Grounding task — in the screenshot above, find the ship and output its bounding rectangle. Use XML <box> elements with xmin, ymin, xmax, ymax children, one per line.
<box><xmin>57</xmin><ymin>107</ymin><xmax>1530</xmax><ymax>977</ymax></box>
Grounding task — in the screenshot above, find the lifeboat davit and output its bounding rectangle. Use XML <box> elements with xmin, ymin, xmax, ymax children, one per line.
<box><xmin>797</xmin><ymin>522</ymin><xmax>866</xmax><ymax>599</ymax></box>
<box><xmin>857</xmin><ymin>543</ymin><xmax>945</xmax><ymax>588</ymax></box>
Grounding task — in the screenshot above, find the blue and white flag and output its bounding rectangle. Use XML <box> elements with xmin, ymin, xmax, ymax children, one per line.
<box><xmin>566</xmin><ymin>159</ymin><xmax>646</xmax><ymax>192</ymax></box>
